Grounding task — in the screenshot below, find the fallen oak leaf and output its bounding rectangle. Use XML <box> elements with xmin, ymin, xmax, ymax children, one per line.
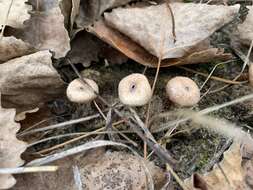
<box><xmin>104</xmin><ymin>2</ymin><xmax>239</xmax><ymax>59</ymax></box>
<box><xmin>0</xmin><ymin>98</ymin><xmax>27</xmax><ymax>189</ymax></box>
<box><xmin>21</xmin><ymin>7</ymin><xmax>70</xmax><ymax>58</ymax></box>
<box><xmin>0</xmin><ymin>50</ymin><xmax>65</xmax><ymax>113</ymax></box>
<box><xmin>88</xmin><ymin>20</ymin><xmax>232</xmax><ymax>67</ymax></box>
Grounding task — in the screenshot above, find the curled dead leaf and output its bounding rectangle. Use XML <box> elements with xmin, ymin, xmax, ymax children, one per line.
<box><xmin>0</xmin><ymin>50</ymin><xmax>65</xmax><ymax>112</ymax></box>
<box><xmin>88</xmin><ymin>20</ymin><xmax>232</xmax><ymax>67</ymax></box>
<box><xmin>0</xmin><ymin>100</ymin><xmax>27</xmax><ymax>189</ymax></box>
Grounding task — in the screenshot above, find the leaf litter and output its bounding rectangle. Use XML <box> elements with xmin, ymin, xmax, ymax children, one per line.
<box><xmin>0</xmin><ymin>0</ymin><xmax>253</xmax><ymax>189</ymax></box>
<box><xmin>0</xmin><ymin>99</ymin><xmax>27</xmax><ymax>189</ymax></box>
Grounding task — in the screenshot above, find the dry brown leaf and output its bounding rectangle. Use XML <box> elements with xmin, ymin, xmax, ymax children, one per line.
<box><xmin>0</xmin><ymin>36</ymin><xmax>35</xmax><ymax>63</ymax></box>
<box><xmin>15</xmin><ymin>107</ymin><xmax>39</xmax><ymax>122</ymax></box>
<box><xmin>67</xmin><ymin>30</ymin><xmax>128</xmax><ymax>66</ymax></box>
<box><xmin>104</xmin><ymin>2</ymin><xmax>239</xmax><ymax>59</ymax></box>
<box><xmin>74</xmin><ymin>0</ymin><xmax>135</xmax><ymax>32</ymax></box>
<box><xmin>184</xmin><ymin>142</ymin><xmax>249</xmax><ymax>190</ymax></box>
<box><xmin>0</xmin><ymin>50</ymin><xmax>65</xmax><ymax>112</ymax></box>
<box><xmin>88</xmin><ymin>20</ymin><xmax>232</xmax><ymax>67</ymax></box>
<box><xmin>13</xmin><ymin>150</ymin><xmax>166</xmax><ymax>190</ymax></box>
<box><xmin>21</xmin><ymin>6</ymin><xmax>70</xmax><ymax>58</ymax></box>
<box><xmin>237</xmin><ymin>6</ymin><xmax>253</xmax><ymax>46</ymax></box>
<box><xmin>0</xmin><ymin>100</ymin><xmax>27</xmax><ymax>189</ymax></box>
<box><xmin>0</xmin><ymin>0</ymin><xmax>32</xmax><ymax>29</ymax></box>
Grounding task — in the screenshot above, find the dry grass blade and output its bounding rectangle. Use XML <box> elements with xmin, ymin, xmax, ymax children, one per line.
<box><xmin>153</xmin><ymin>93</ymin><xmax>253</xmax><ymax>133</ymax></box>
<box><xmin>19</xmin><ymin>113</ymin><xmax>101</xmax><ymax>136</ymax></box>
<box><xmin>0</xmin><ymin>166</ymin><xmax>58</xmax><ymax>174</ymax></box>
<box><xmin>27</xmin><ymin>140</ymin><xmax>135</xmax><ymax>166</ymax></box>
<box><xmin>178</xmin><ymin>65</ymin><xmax>246</xmax><ymax>85</ymax></box>
<box><xmin>36</xmin><ymin>127</ymin><xmax>105</xmax><ymax>154</ymax></box>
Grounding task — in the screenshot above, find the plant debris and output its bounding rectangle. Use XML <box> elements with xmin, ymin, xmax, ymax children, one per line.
<box><xmin>0</xmin><ymin>100</ymin><xmax>27</xmax><ymax>189</ymax></box>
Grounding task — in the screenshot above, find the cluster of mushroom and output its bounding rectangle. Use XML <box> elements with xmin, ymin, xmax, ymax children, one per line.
<box><xmin>66</xmin><ymin>72</ymin><xmax>201</xmax><ymax>107</ymax></box>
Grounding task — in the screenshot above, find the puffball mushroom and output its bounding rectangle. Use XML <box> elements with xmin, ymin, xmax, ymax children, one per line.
<box><xmin>66</xmin><ymin>78</ymin><xmax>99</xmax><ymax>103</ymax></box>
<box><xmin>249</xmin><ymin>64</ymin><xmax>253</xmax><ymax>87</ymax></box>
<box><xmin>166</xmin><ymin>76</ymin><xmax>200</xmax><ymax>106</ymax></box>
<box><xmin>118</xmin><ymin>73</ymin><xmax>152</xmax><ymax>106</ymax></box>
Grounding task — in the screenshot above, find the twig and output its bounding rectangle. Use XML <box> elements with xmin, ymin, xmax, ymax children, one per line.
<box><xmin>28</xmin><ymin>130</ymin><xmax>134</xmax><ymax>148</ymax></box>
<box><xmin>144</xmin><ymin>8</ymin><xmax>166</xmax><ymax>158</ymax></box>
<box><xmin>114</xmin><ymin>108</ymin><xmax>177</xmax><ymax>165</ymax></box>
<box><xmin>203</xmin><ymin>139</ymin><xmax>232</xmax><ymax>172</ymax></box>
<box><xmin>93</xmin><ymin>100</ymin><xmax>107</xmax><ymax>120</ymax></box>
<box><xmin>199</xmin><ymin>60</ymin><xmax>235</xmax><ymax>90</ymax></box>
<box><xmin>19</xmin><ymin>115</ymin><xmax>68</xmax><ymax>135</ymax></box>
<box><xmin>209</xmin><ymin>40</ymin><xmax>253</xmax><ymax>94</ymax></box>
<box><xmin>36</xmin><ymin>127</ymin><xmax>105</xmax><ymax>154</ymax></box>
<box><xmin>217</xmin><ymin>163</ymin><xmax>231</xmax><ymax>185</ymax></box>
<box><xmin>0</xmin><ymin>166</ymin><xmax>58</xmax><ymax>174</ymax></box>
<box><xmin>165</xmin><ymin>0</ymin><xmax>176</xmax><ymax>42</ymax></box>
<box><xmin>166</xmin><ymin>164</ymin><xmax>190</xmax><ymax>190</ymax></box>
<box><xmin>68</xmin><ymin>59</ymin><xmax>111</xmax><ymax>107</ymax></box>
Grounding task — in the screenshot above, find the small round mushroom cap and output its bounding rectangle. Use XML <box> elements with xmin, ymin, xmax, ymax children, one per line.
<box><xmin>66</xmin><ymin>78</ymin><xmax>99</xmax><ymax>103</ymax></box>
<box><xmin>118</xmin><ymin>73</ymin><xmax>152</xmax><ymax>106</ymax></box>
<box><xmin>166</xmin><ymin>76</ymin><xmax>200</xmax><ymax>106</ymax></box>
<box><xmin>249</xmin><ymin>64</ymin><xmax>253</xmax><ymax>87</ymax></box>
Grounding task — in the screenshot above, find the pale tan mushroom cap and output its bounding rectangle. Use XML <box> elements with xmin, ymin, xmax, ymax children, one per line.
<box><xmin>118</xmin><ymin>73</ymin><xmax>152</xmax><ymax>106</ymax></box>
<box><xmin>249</xmin><ymin>64</ymin><xmax>253</xmax><ymax>87</ymax></box>
<box><xmin>166</xmin><ymin>76</ymin><xmax>200</xmax><ymax>106</ymax></box>
<box><xmin>66</xmin><ymin>78</ymin><xmax>99</xmax><ymax>103</ymax></box>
